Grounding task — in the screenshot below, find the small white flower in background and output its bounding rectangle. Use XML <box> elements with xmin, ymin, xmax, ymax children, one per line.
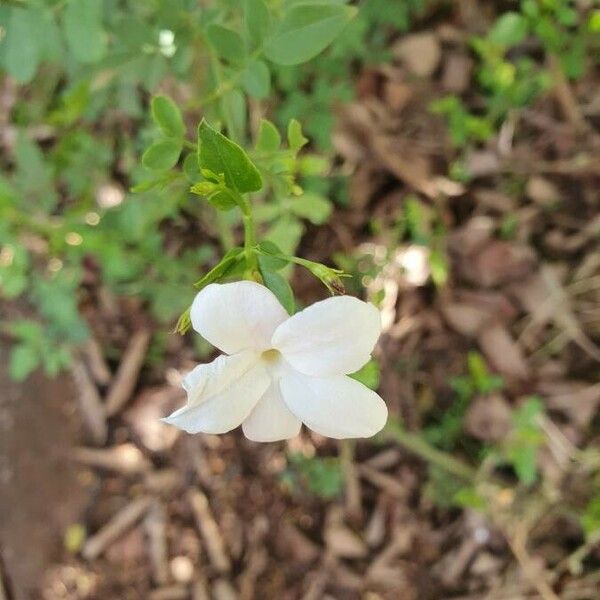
<box><xmin>158</xmin><ymin>29</ymin><xmax>177</xmax><ymax>58</ymax></box>
<box><xmin>163</xmin><ymin>281</ymin><xmax>388</xmax><ymax>441</ymax></box>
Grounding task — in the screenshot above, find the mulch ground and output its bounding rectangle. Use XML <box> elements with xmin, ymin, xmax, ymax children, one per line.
<box><xmin>1</xmin><ymin>7</ymin><xmax>599</xmax><ymax>600</ymax></box>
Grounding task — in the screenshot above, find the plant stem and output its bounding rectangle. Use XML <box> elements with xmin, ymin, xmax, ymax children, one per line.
<box><xmin>232</xmin><ymin>191</ymin><xmax>258</xmax><ymax>272</ymax></box>
<box><xmin>381</xmin><ymin>422</ymin><xmax>477</xmax><ymax>482</ymax></box>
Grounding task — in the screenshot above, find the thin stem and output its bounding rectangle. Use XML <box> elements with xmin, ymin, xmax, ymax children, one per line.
<box><xmin>232</xmin><ymin>191</ymin><xmax>258</xmax><ymax>273</ymax></box>
<box><xmin>381</xmin><ymin>422</ymin><xmax>478</xmax><ymax>482</ymax></box>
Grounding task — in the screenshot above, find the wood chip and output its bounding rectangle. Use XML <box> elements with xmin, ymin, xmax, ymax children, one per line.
<box><xmin>441</xmin><ymin>52</ymin><xmax>473</xmax><ymax>93</ymax></box>
<box><xmin>464</xmin><ymin>394</ymin><xmax>512</xmax><ymax>442</ymax></box>
<box><xmin>358</xmin><ymin>464</ymin><xmax>408</xmax><ymax>499</ymax></box>
<box><xmin>212</xmin><ymin>578</ymin><xmax>237</xmax><ymax>600</ymax></box>
<box><xmin>324</xmin><ymin>506</ymin><xmax>368</xmax><ymax>558</ymax></box>
<box><xmin>105</xmin><ymin>329</ymin><xmax>152</xmax><ymax>416</ymax></box>
<box><xmin>187</xmin><ymin>489</ymin><xmax>231</xmax><ymax>573</ymax></box>
<box><xmin>82</xmin><ymin>496</ymin><xmax>152</xmax><ymax>560</ymax></box>
<box><xmin>394</xmin><ymin>32</ymin><xmax>441</xmax><ymax>77</ymax></box>
<box><xmin>70</xmin><ymin>360</ymin><xmax>107</xmax><ymax>446</ymax></box>
<box><xmin>371</xmin><ymin>135</ymin><xmax>438</xmax><ymax>198</ymax></box>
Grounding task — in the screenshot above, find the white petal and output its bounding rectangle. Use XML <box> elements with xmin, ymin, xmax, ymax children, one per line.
<box><xmin>272</xmin><ymin>296</ymin><xmax>381</xmax><ymax>376</ymax></box>
<box><xmin>191</xmin><ymin>281</ymin><xmax>289</xmax><ymax>354</ymax></box>
<box><xmin>163</xmin><ymin>352</ymin><xmax>270</xmax><ymax>434</ymax></box>
<box><xmin>280</xmin><ymin>371</ymin><xmax>387</xmax><ymax>439</ymax></box>
<box><xmin>242</xmin><ymin>382</ymin><xmax>301</xmax><ymax>442</ymax></box>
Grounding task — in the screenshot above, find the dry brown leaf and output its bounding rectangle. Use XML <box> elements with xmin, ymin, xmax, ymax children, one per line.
<box><xmin>464</xmin><ymin>394</ymin><xmax>513</xmax><ymax>442</ymax></box>
<box><xmin>478</xmin><ymin>323</ymin><xmax>530</xmax><ymax>382</ymax></box>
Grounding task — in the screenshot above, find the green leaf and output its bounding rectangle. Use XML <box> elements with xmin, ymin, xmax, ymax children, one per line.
<box><xmin>142</xmin><ymin>139</ymin><xmax>182</xmax><ymax>171</ymax></box>
<box><xmin>241</xmin><ymin>59</ymin><xmax>271</xmax><ymax>99</ymax></box>
<box><xmin>488</xmin><ymin>12</ymin><xmax>529</xmax><ymax>46</ymax></box>
<box><xmin>207</xmin><ymin>189</ymin><xmax>238</xmax><ymax>210</ymax></box>
<box><xmin>259</xmin><ymin>262</ymin><xmax>295</xmax><ymax>314</ymax></box>
<box><xmin>349</xmin><ymin>359</ymin><xmax>380</xmax><ymax>390</ymax></box>
<box><xmin>206</xmin><ymin>23</ymin><xmax>246</xmax><ymax>63</ymax></box>
<box><xmin>256</xmin><ymin>119</ymin><xmax>281</xmax><ymax>152</ymax></box>
<box><xmin>289</xmin><ymin>192</ymin><xmax>331</xmax><ymax>224</ymax></box>
<box><xmin>3</xmin><ymin>7</ymin><xmax>42</xmax><ymax>83</ymax></box>
<box><xmin>256</xmin><ymin>240</ymin><xmax>288</xmax><ymax>270</ymax></box>
<box><xmin>193</xmin><ymin>248</ymin><xmax>245</xmax><ymax>289</ymax></box>
<box><xmin>264</xmin><ymin>2</ymin><xmax>356</xmax><ymax>66</ymax></box>
<box><xmin>183</xmin><ymin>153</ymin><xmax>202</xmax><ymax>182</ymax></box>
<box><xmin>244</xmin><ymin>0</ymin><xmax>272</xmax><ymax>46</ymax></box>
<box><xmin>197</xmin><ymin>120</ymin><xmax>262</xmax><ymax>193</ymax></box>
<box><xmin>63</xmin><ymin>0</ymin><xmax>106</xmax><ymax>64</ymax></box>
<box><xmin>151</xmin><ymin>95</ymin><xmax>185</xmax><ymax>138</ymax></box>
<box><xmin>265</xmin><ymin>216</ymin><xmax>304</xmax><ymax>257</ymax></box>
<box><xmin>9</xmin><ymin>344</ymin><xmax>39</xmax><ymax>381</ymax></box>
<box><xmin>220</xmin><ymin>88</ymin><xmax>247</xmax><ymax>142</ymax></box>
<box><xmin>287</xmin><ymin>119</ymin><xmax>308</xmax><ymax>152</ymax></box>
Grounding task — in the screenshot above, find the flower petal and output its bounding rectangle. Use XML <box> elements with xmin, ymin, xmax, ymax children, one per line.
<box><xmin>242</xmin><ymin>382</ymin><xmax>301</xmax><ymax>442</ymax></box>
<box><xmin>191</xmin><ymin>281</ymin><xmax>289</xmax><ymax>354</ymax></box>
<box><xmin>272</xmin><ymin>296</ymin><xmax>381</xmax><ymax>376</ymax></box>
<box><xmin>163</xmin><ymin>352</ymin><xmax>270</xmax><ymax>434</ymax></box>
<box><xmin>280</xmin><ymin>371</ymin><xmax>387</xmax><ymax>439</ymax></box>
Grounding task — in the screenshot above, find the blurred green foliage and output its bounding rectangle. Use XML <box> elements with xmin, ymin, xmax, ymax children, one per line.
<box><xmin>432</xmin><ymin>0</ymin><xmax>596</xmax><ymax>159</ymax></box>
<box><xmin>283</xmin><ymin>452</ymin><xmax>344</xmax><ymax>498</ymax></box>
<box><xmin>0</xmin><ymin>0</ymin><xmax>366</xmax><ymax>379</ymax></box>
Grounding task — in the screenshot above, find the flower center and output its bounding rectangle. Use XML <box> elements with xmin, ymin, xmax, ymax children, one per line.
<box><xmin>261</xmin><ymin>349</ymin><xmax>281</xmax><ymax>363</ymax></box>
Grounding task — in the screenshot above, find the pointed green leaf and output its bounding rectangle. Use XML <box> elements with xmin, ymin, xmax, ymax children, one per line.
<box><xmin>3</xmin><ymin>7</ymin><xmax>42</xmax><ymax>83</ymax></box>
<box><xmin>9</xmin><ymin>344</ymin><xmax>40</xmax><ymax>381</ymax></box>
<box><xmin>241</xmin><ymin>59</ymin><xmax>271</xmax><ymax>99</ymax></box>
<box><xmin>264</xmin><ymin>3</ymin><xmax>356</xmax><ymax>66</ymax></box>
<box><xmin>258</xmin><ymin>262</ymin><xmax>295</xmax><ymax>314</ymax></box>
<box><xmin>289</xmin><ymin>193</ymin><xmax>332</xmax><ymax>224</ymax></box>
<box><xmin>197</xmin><ymin>120</ymin><xmax>262</xmax><ymax>193</ymax></box>
<box><xmin>142</xmin><ymin>139</ymin><xmax>182</xmax><ymax>171</ymax></box>
<box><xmin>63</xmin><ymin>0</ymin><xmax>106</xmax><ymax>64</ymax></box>
<box><xmin>193</xmin><ymin>248</ymin><xmax>245</xmax><ymax>288</ymax></box>
<box><xmin>489</xmin><ymin>12</ymin><xmax>529</xmax><ymax>46</ymax></box>
<box><xmin>244</xmin><ymin>0</ymin><xmax>272</xmax><ymax>46</ymax></box>
<box><xmin>256</xmin><ymin>119</ymin><xmax>281</xmax><ymax>152</ymax></box>
<box><xmin>206</xmin><ymin>23</ymin><xmax>246</xmax><ymax>63</ymax></box>
<box><xmin>287</xmin><ymin>119</ymin><xmax>308</xmax><ymax>152</ymax></box>
<box><xmin>151</xmin><ymin>95</ymin><xmax>185</xmax><ymax>138</ymax></box>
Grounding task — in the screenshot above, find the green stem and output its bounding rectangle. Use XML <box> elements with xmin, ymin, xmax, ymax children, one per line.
<box><xmin>381</xmin><ymin>422</ymin><xmax>477</xmax><ymax>482</ymax></box>
<box><xmin>239</xmin><ymin>195</ymin><xmax>257</xmax><ymax>270</ymax></box>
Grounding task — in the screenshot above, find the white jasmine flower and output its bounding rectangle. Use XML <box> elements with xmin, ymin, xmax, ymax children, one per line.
<box><xmin>163</xmin><ymin>281</ymin><xmax>387</xmax><ymax>442</ymax></box>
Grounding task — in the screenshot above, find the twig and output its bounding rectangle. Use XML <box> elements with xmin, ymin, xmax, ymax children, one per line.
<box><xmin>192</xmin><ymin>577</ymin><xmax>211</xmax><ymax>600</ymax></box>
<box><xmin>73</xmin><ymin>444</ymin><xmax>152</xmax><ymax>475</ymax></box>
<box><xmin>149</xmin><ymin>586</ymin><xmax>189</xmax><ymax>600</ymax></box>
<box><xmin>70</xmin><ymin>360</ymin><xmax>108</xmax><ymax>446</ymax></box>
<box><xmin>81</xmin><ymin>338</ymin><xmax>111</xmax><ymax>386</ymax></box>
<box><xmin>82</xmin><ymin>496</ymin><xmax>153</xmax><ymax>560</ymax></box>
<box><xmin>380</xmin><ymin>421</ymin><xmax>478</xmax><ymax>481</ymax></box>
<box><xmin>0</xmin><ymin>549</ymin><xmax>9</xmax><ymax>600</ymax></box>
<box><xmin>503</xmin><ymin>526</ymin><xmax>561</xmax><ymax>600</ymax></box>
<box><xmin>145</xmin><ymin>501</ymin><xmax>170</xmax><ymax>585</ymax></box>
<box><xmin>187</xmin><ymin>489</ymin><xmax>231</xmax><ymax>573</ymax></box>
<box><xmin>548</xmin><ymin>54</ymin><xmax>586</xmax><ymax>131</ymax></box>
<box><xmin>339</xmin><ymin>440</ymin><xmax>362</xmax><ymax>521</ymax></box>
<box><xmin>105</xmin><ymin>329</ymin><xmax>152</xmax><ymax>416</ymax></box>
<box><xmin>357</xmin><ymin>464</ymin><xmax>407</xmax><ymax>498</ymax></box>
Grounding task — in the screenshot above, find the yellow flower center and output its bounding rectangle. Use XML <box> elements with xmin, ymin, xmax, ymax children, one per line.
<box><xmin>261</xmin><ymin>349</ymin><xmax>281</xmax><ymax>363</ymax></box>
